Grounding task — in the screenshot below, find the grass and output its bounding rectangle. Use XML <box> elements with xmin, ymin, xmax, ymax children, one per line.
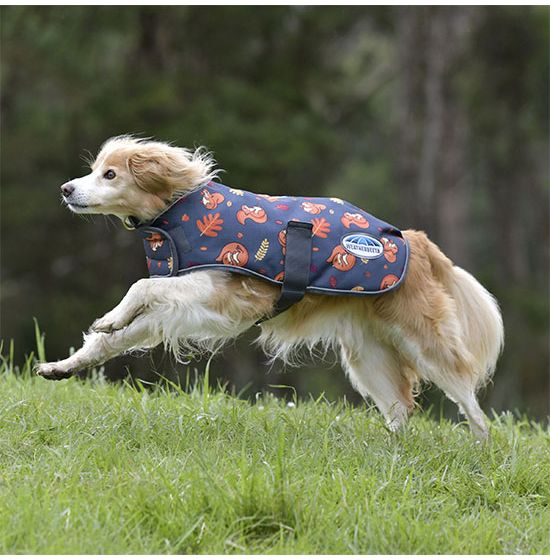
<box><xmin>0</xmin><ymin>338</ymin><xmax>548</xmax><ymax>554</ymax></box>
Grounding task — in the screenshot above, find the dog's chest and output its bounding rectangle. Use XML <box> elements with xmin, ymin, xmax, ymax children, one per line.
<box><xmin>138</xmin><ymin>182</ymin><xmax>409</xmax><ymax>295</ymax></box>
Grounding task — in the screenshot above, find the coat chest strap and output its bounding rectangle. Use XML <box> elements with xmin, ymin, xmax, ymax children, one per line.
<box><xmin>256</xmin><ymin>220</ymin><xmax>313</xmax><ymax>325</ymax></box>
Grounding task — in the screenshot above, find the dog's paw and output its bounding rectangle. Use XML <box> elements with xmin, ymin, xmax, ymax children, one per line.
<box><xmin>91</xmin><ymin>312</ymin><xmax>127</xmax><ymax>333</ymax></box>
<box><xmin>34</xmin><ymin>362</ymin><xmax>74</xmax><ymax>380</ymax></box>
<box><xmin>90</xmin><ymin>316</ymin><xmax>118</xmax><ymax>333</ymax></box>
<box><xmin>91</xmin><ymin>306</ymin><xmax>145</xmax><ymax>334</ymax></box>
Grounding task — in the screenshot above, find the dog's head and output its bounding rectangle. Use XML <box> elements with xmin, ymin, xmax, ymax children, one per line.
<box><xmin>60</xmin><ymin>136</ymin><xmax>216</xmax><ymax>222</ymax></box>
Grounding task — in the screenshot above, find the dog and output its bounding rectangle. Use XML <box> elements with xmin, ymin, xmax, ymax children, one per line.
<box><xmin>36</xmin><ymin>136</ymin><xmax>504</xmax><ymax>440</ymax></box>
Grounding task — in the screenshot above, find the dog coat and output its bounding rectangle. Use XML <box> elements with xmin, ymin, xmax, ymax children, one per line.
<box><xmin>136</xmin><ymin>181</ymin><xmax>409</xmax><ymax>313</ymax></box>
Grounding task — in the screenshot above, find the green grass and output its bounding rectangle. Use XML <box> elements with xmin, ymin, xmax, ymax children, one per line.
<box><xmin>0</xmin><ymin>343</ymin><xmax>548</xmax><ymax>553</ymax></box>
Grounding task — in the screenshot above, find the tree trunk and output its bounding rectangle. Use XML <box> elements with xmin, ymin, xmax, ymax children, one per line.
<box><xmin>395</xmin><ymin>7</ymin><xmax>474</xmax><ymax>266</ymax></box>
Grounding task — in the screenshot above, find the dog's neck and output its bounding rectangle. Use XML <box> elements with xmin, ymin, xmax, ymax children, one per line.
<box><xmin>121</xmin><ymin>184</ymin><xmax>205</xmax><ymax>230</ymax></box>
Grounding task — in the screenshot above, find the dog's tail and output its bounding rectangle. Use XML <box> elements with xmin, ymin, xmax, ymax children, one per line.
<box><xmin>425</xmin><ymin>238</ymin><xmax>504</xmax><ymax>389</ymax></box>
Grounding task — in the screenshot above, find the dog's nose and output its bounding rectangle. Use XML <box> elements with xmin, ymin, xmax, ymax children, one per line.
<box><xmin>61</xmin><ymin>182</ymin><xmax>75</xmax><ymax>197</ymax></box>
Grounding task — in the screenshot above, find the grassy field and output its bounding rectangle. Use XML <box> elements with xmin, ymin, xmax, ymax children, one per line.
<box><xmin>0</xmin><ymin>344</ymin><xmax>548</xmax><ymax>554</ymax></box>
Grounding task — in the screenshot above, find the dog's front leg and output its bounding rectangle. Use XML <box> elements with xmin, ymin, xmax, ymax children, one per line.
<box><xmin>91</xmin><ymin>278</ymin><xmax>154</xmax><ymax>333</ymax></box>
<box><xmin>35</xmin><ymin>271</ymin><xmax>261</xmax><ymax>380</ymax></box>
<box><xmin>35</xmin><ymin>318</ymin><xmax>159</xmax><ymax>380</ymax></box>
<box><xmin>34</xmin><ymin>276</ymin><xmax>174</xmax><ymax>380</ymax></box>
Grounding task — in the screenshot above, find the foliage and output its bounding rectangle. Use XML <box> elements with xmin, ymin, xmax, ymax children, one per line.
<box><xmin>0</xmin><ymin>350</ymin><xmax>548</xmax><ymax>554</ymax></box>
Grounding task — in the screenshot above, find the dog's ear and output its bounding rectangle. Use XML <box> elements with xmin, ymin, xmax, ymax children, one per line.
<box><xmin>128</xmin><ymin>145</ymin><xmax>210</xmax><ymax>198</ymax></box>
<box><xmin>127</xmin><ymin>148</ymin><xmax>173</xmax><ymax>197</ymax></box>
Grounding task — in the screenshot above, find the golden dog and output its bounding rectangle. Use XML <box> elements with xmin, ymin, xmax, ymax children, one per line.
<box><xmin>36</xmin><ymin>136</ymin><xmax>504</xmax><ymax>439</ymax></box>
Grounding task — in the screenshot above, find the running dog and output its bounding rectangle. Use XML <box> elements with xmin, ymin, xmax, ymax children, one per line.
<box><xmin>36</xmin><ymin>136</ymin><xmax>504</xmax><ymax>440</ymax></box>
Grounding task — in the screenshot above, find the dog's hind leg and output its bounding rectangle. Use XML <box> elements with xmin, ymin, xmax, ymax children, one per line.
<box><xmin>392</xmin><ymin>322</ymin><xmax>490</xmax><ymax>440</ymax></box>
<box><xmin>424</xmin><ymin>365</ymin><xmax>489</xmax><ymax>441</ymax></box>
<box><xmin>339</xmin><ymin>337</ymin><xmax>414</xmax><ymax>431</ymax></box>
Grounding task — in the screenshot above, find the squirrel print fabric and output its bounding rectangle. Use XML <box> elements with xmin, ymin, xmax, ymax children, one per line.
<box><xmin>139</xmin><ymin>181</ymin><xmax>409</xmax><ymax>295</ymax></box>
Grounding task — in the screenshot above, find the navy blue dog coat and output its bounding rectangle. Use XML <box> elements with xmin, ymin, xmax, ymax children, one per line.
<box><xmin>136</xmin><ymin>181</ymin><xmax>409</xmax><ymax>315</ymax></box>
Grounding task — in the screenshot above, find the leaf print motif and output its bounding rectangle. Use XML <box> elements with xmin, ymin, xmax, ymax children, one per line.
<box><xmin>196</xmin><ymin>213</ymin><xmax>224</xmax><ymax>237</ymax></box>
<box><xmin>255</xmin><ymin>238</ymin><xmax>270</xmax><ymax>261</ymax></box>
<box><xmin>311</xmin><ymin>217</ymin><xmax>331</xmax><ymax>238</ymax></box>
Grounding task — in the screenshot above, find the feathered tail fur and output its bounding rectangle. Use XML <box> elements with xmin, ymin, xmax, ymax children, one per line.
<box><xmin>425</xmin><ymin>240</ymin><xmax>504</xmax><ymax>389</ymax></box>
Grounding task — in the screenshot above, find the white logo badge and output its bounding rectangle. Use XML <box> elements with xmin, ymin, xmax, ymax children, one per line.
<box><xmin>342</xmin><ymin>233</ymin><xmax>384</xmax><ymax>259</ymax></box>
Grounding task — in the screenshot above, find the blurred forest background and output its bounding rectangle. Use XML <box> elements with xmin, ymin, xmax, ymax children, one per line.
<box><xmin>1</xmin><ymin>6</ymin><xmax>548</xmax><ymax>418</ymax></box>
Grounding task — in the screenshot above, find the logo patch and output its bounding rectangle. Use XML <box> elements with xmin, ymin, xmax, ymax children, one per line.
<box><xmin>341</xmin><ymin>233</ymin><xmax>384</xmax><ymax>259</ymax></box>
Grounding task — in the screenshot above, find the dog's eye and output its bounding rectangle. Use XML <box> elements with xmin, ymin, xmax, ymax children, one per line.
<box><xmin>104</xmin><ymin>170</ymin><xmax>116</xmax><ymax>180</ymax></box>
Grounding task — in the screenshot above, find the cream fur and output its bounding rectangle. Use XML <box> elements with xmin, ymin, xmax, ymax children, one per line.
<box><xmin>37</xmin><ymin>136</ymin><xmax>505</xmax><ymax>440</ymax></box>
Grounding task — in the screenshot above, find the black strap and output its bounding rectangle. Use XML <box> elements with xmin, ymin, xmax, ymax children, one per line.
<box><xmin>257</xmin><ymin>220</ymin><xmax>313</xmax><ymax>324</ymax></box>
<box><xmin>167</xmin><ymin>224</ymin><xmax>191</xmax><ymax>254</ymax></box>
<box><xmin>137</xmin><ymin>223</ymin><xmax>191</xmax><ymax>277</ymax></box>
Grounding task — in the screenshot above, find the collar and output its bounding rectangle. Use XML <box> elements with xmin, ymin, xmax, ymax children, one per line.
<box><xmin>123</xmin><ymin>215</ymin><xmax>142</xmax><ymax>230</ymax></box>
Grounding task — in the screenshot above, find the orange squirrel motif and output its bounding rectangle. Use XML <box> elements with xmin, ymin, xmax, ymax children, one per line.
<box><xmin>145</xmin><ymin>232</ymin><xmax>164</xmax><ymax>251</ymax></box>
<box><xmin>341</xmin><ymin>211</ymin><xmax>369</xmax><ymax>229</ymax></box>
<box><xmin>215</xmin><ymin>242</ymin><xmax>249</xmax><ymax>266</ymax></box>
<box><xmin>381</xmin><ymin>237</ymin><xmax>398</xmax><ymax>263</ymax></box>
<box><xmin>380</xmin><ymin>274</ymin><xmax>399</xmax><ymax>290</ymax></box>
<box><xmin>277</xmin><ymin>229</ymin><xmax>287</xmax><ymax>255</ymax></box>
<box><xmin>327</xmin><ymin>245</ymin><xmax>356</xmax><ymax>271</ymax></box>
<box><xmin>236</xmin><ymin>205</ymin><xmax>268</xmax><ymax>225</ymax></box>
<box><xmin>301</xmin><ymin>201</ymin><xmax>326</xmax><ymax>214</ymax></box>
<box><xmin>201</xmin><ymin>188</ymin><xmax>225</xmax><ymax>209</ymax></box>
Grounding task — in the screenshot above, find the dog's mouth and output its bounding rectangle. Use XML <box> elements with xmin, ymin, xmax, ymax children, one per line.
<box><xmin>66</xmin><ymin>202</ymin><xmax>100</xmax><ymax>212</ymax></box>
